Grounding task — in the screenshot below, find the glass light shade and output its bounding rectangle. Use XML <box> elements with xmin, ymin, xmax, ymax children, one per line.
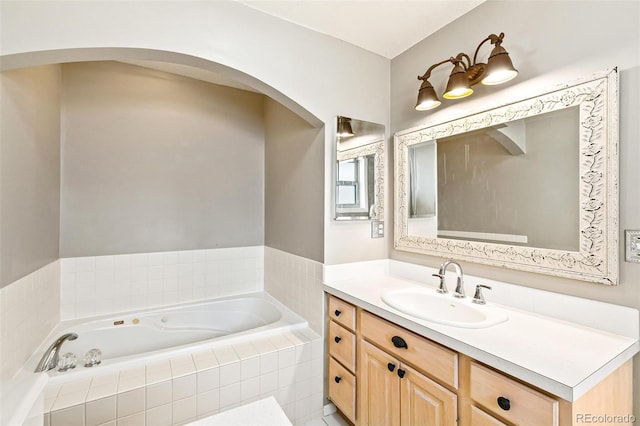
<box><xmin>482</xmin><ymin>44</ymin><xmax>518</xmax><ymax>85</ymax></box>
<box><xmin>337</xmin><ymin>117</ymin><xmax>354</xmax><ymax>137</ymax></box>
<box><xmin>415</xmin><ymin>80</ymin><xmax>441</xmax><ymax>111</ymax></box>
<box><xmin>443</xmin><ymin>64</ymin><xmax>473</xmax><ymax>99</ymax></box>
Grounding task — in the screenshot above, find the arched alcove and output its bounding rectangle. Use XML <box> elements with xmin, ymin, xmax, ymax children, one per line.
<box><xmin>1</xmin><ymin>50</ymin><xmax>326</xmax><ymax>289</ymax></box>
<box><xmin>0</xmin><ymin>47</ymin><xmax>324</xmax><ymax>128</ymax></box>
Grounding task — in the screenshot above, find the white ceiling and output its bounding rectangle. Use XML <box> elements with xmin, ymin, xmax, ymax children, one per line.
<box><xmin>238</xmin><ymin>0</ymin><xmax>485</xmax><ymax>59</ymax></box>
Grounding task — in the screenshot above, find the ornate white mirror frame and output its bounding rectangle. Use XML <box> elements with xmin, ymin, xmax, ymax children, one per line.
<box><xmin>394</xmin><ymin>68</ymin><xmax>619</xmax><ymax>285</ymax></box>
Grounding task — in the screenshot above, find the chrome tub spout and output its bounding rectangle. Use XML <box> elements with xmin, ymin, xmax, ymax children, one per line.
<box><xmin>34</xmin><ymin>333</ymin><xmax>78</xmax><ymax>372</ymax></box>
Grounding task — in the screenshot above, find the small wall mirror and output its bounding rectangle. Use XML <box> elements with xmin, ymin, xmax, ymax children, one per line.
<box><xmin>395</xmin><ymin>69</ymin><xmax>618</xmax><ymax>284</ymax></box>
<box><xmin>335</xmin><ymin>116</ymin><xmax>385</xmax><ymax>221</ymax></box>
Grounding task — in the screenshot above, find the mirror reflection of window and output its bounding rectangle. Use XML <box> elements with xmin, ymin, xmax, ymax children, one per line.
<box><xmin>409</xmin><ymin>141</ymin><xmax>437</xmax><ymax>218</ymax></box>
<box><xmin>336</xmin><ymin>156</ymin><xmax>374</xmax><ymax>216</ymax></box>
<box><xmin>408</xmin><ymin>141</ymin><xmax>438</xmax><ymax>237</ymax></box>
<box><xmin>337</xmin><ymin>159</ymin><xmax>359</xmax><ymax>206</ymax></box>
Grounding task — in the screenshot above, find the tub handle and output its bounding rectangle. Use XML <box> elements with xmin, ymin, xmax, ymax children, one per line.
<box><xmin>334</xmin><ymin>309</ymin><xmax>341</xmax><ymax>317</ymax></box>
<box><xmin>334</xmin><ymin>336</ymin><xmax>342</xmax><ymax>343</ymax></box>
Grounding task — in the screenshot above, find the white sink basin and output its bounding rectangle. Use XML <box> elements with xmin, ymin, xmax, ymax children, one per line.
<box><xmin>381</xmin><ymin>288</ymin><xmax>508</xmax><ymax>329</ymax></box>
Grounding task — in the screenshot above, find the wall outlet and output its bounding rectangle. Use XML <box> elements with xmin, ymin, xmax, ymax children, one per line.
<box><xmin>625</xmin><ymin>230</ymin><xmax>640</xmax><ymax>263</ymax></box>
<box><xmin>371</xmin><ymin>220</ymin><xmax>384</xmax><ymax>238</ymax></box>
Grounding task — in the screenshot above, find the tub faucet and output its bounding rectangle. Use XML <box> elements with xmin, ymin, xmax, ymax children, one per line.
<box><xmin>34</xmin><ymin>333</ymin><xmax>78</xmax><ymax>372</ymax></box>
<box><xmin>438</xmin><ymin>260</ymin><xmax>466</xmax><ymax>298</ymax></box>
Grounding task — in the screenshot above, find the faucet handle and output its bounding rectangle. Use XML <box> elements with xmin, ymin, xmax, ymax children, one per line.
<box><xmin>472</xmin><ymin>284</ymin><xmax>492</xmax><ymax>305</ymax></box>
<box><xmin>431</xmin><ymin>273</ymin><xmax>448</xmax><ymax>294</ymax></box>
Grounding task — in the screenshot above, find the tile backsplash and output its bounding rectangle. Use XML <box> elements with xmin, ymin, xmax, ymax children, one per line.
<box><xmin>264</xmin><ymin>247</ymin><xmax>323</xmax><ymax>333</ymax></box>
<box><xmin>60</xmin><ymin>247</ymin><xmax>264</xmax><ymax>320</ymax></box>
<box><xmin>1</xmin><ymin>246</ymin><xmax>324</xmax><ymax>382</ymax></box>
<box><xmin>0</xmin><ymin>261</ymin><xmax>60</xmax><ymax>381</ymax></box>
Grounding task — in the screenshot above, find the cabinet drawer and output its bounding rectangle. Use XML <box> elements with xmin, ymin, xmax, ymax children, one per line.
<box><xmin>328</xmin><ymin>320</ymin><xmax>356</xmax><ymax>372</ymax></box>
<box><xmin>360</xmin><ymin>310</ymin><xmax>458</xmax><ymax>389</ymax></box>
<box><xmin>328</xmin><ymin>357</ymin><xmax>356</xmax><ymax>423</ymax></box>
<box><xmin>328</xmin><ymin>295</ymin><xmax>356</xmax><ymax>331</ymax></box>
<box><xmin>470</xmin><ymin>406</ymin><xmax>508</xmax><ymax>426</ymax></box>
<box><xmin>470</xmin><ymin>362</ymin><xmax>559</xmax><ymax>426</ymax></box>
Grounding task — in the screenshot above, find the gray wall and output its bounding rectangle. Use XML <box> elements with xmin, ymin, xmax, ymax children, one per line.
<box><xmin>1</xmin><ymin>65</ymin><xmax>61</xmax><ymax>288</ymax></box>
<box><xmin>60</xmin><ymin>62</ymin><xmax>266</xmax><ymax>256</ymax></box>
<box><xmin>264</xmin><ymin>98</ymin><xmax>324</xmax><ymax>262</ymax></box>
<box><xmin>390</xmin><ymin>0</ymin><xmax>640</xmax><ymax>405</ymax></box>
<box><xmin>435</xmin><ymin>108</ymin><xmax>579</xmax><ymax>250</ymax></box>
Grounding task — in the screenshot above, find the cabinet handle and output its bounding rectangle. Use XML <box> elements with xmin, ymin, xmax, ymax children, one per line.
<box><xmin>387</xmin><ymin>363</ymin><xmax>396</xmax><ymax>372</ymax></box>
<box><xmin>397</xmin><ymin>368</ymin><xmax>406</xmax><ymax>379</ymax></box>
<box><xmin>334</xmin><ymin>336</ymin><xmax>342</xmax><ymax>343</ymax></box>
<box><xmin>334</xmin><ymin>376</ymin><xmax>342</xmax><ymax>384</ymax></box>
<box><xmin>497</xmin><ymin>396</ymin><xmax>511</xmax><ymax>411</ymax></box>
<box><xmin>334</xmin><ymin>309</ymin><xmax>341</xmax><ymax>317</ymax></box>
<box><xmin>391</xmin><ymin>336</ymin><xmax>408</xmax><ymax>349</ymax></box>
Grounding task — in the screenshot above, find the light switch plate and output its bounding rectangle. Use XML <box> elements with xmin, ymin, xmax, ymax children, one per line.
<box><xmin>371</xmin><ymin>220</ymin><xmax>384</xmax><ymax>238</ymax></box>
<box><xmin>625</xmin><ymin>230</ymin><xmax>640</xmax><ymax>263</ymax></box>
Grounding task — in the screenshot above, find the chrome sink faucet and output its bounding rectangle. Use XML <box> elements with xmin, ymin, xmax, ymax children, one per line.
<box><xmin>34</xmin><ymin>333</ymin><xmax>78</xmax><ymax>372</ymax></box>
<box><xmin>434</xmin><ymin>260</ymin><xmax>466</xmax><ymax>298</ymax></box>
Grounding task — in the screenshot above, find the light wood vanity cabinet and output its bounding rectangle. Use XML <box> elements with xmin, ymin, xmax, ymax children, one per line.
<box><xmin>467</xmin><ymin>361</ymin><xmax>559</xmax><ymax>425</ymax></box>
<box><xmin>326</xmin><ymin>293</ymin><xmax>633</xmax><ymax>426</ymax></box>
<box><xmin>360</xmin><ymin>340</ymin><xmax>457</xmax><ymax>426</ymax></box>
<box><xmin>327</xmin><ymin>296</ymin><xmax>357</xmax><ymax>423</ymax></box>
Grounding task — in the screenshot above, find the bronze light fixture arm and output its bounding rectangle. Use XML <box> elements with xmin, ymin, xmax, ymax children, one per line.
<box><xmin>472</xmin><ymin>33</ymin><xmax>505</xmax><ymax>65</ymax></box>
<box><xmin>417</xmin><ymin>57</ymin><xmax>457</xmax><ymax>82</ymax></box>
<box><xmin>415</xmin><ymin>31</ymin><xmax>518</xmax><ymax>111</ymax></box>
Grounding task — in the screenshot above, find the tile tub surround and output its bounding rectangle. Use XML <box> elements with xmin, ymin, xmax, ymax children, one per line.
<box><xmin>265</xmin><ymin>247</ymin><xmax>324</xmax><ymax>333</ymax></box>
<box><xmin>0</xmin><ymin>261</ymin><xmax>60</xmax><ymax>381</ymax></box>
<box><xmin>60</xmin><ymin>247</ymin><xmax>264</xmax><ymax>320</ymax></box>
<box><xmin>42</xmin><ymin>328</ymin><xmax>323</xmax><ymax>426</ymax></box>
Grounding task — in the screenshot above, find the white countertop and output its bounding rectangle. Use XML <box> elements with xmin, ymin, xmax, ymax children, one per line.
<box><xmin>324</xmin><ymin>274</ymin><xmax>639</xmax><ymax>401</ymax></box>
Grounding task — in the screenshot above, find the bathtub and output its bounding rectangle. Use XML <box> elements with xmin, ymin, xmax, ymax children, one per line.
<box><xmin>31</xmin><ymin>292</ymin><xmax>306</xmax><ymax>380</ymax></box>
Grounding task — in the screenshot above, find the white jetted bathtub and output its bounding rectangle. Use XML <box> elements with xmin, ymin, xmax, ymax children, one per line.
<box><xmin>32</xmin><ymin>292</ymin><xmax>305</xmax><ymax>378</ymax></box>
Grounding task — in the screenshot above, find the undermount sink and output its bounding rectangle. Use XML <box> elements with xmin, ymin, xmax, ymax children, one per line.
<box><xmin>381</xmin><ymin>288</ymin><xmax>508</xmax><ymax>329</ymax></box>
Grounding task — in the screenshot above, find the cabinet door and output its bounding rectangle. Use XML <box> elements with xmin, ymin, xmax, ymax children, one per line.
<box><xmin>360</xmin><ymin>341</ymin><xmax>400</xmax><ymax>426</ymax></box>
<box><xmin>400</xmin><ymin>363</ymin><xmax>457</xmax><ymax>426</ymax></box>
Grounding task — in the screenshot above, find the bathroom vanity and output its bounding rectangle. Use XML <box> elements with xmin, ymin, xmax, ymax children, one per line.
<box><xmin>323</xmin><ymin>271</ymin><xmax>638</xmax><ymax>426</ymax></box>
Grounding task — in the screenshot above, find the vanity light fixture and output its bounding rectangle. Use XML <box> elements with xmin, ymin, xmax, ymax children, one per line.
<box><xmin>337</xmin><ymin>116</ymin><xmax>355</xmax><ymax>137</ymax></box>
<box><xmin>415</xmin><ymin>32</ymin><xmax>518</xmax><ymax>111</ymax></box>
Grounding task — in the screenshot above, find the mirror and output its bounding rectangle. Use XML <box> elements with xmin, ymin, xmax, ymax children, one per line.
<box><xmin>394</xmin><ymin>69</ymin><xmax>618</xmax><ymax>284</ymax></box>
<box><xmin>335</xmin><ymin>116</ymin><xmax>385</xmax><ymax>220</ymax></box>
